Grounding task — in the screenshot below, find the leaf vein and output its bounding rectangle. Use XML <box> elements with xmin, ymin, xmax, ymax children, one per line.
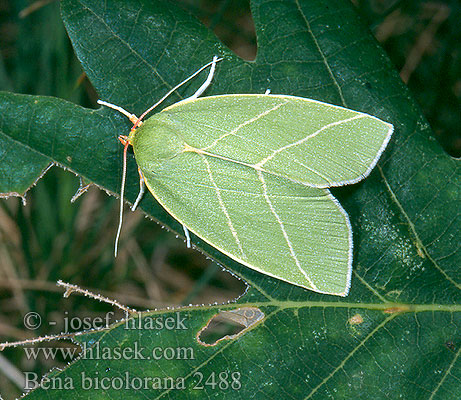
<box><xmin>294</xmin><ymin>0</ymin><xmax>346</xmax><ymax>105</ymax></box>
<box><xmin>378</xmin><ymin>166</ymin><xmax>460</xmax><ymax>290</ymax></box>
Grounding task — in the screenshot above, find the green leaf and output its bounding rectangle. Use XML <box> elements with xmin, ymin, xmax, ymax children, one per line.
<box><xmin>0</xmin><ymin>0</ymin><xmax>459</xmax><ymax>398</ymax></box>
<box><xmin>0</xmin><ymin>131</ymin><xmax>50</xmax><ymax>201</ymax></box>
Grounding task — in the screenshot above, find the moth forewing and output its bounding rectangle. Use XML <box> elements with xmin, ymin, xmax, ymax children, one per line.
<box><xmin>159</xmin><ymin>94</ymin><xmax>394</xmax><ymax>188</ymax></box>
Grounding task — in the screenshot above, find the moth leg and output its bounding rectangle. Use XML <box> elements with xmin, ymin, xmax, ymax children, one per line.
<box><xmin>131</xmin><ymin>168</ymin><xmax>145</xmax><ymax>211</ymax></box>
<box><xmin>182</xmin><ymin>224</ymin><xmax>191</xmax><ymax>248</ymax></box>
<box><xmin>187</xmin><ymin>55</ymin><xmax>219</xmax><ymax>100</ymax></box>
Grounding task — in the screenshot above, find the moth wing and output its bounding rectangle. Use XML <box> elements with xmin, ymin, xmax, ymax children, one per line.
<box><xmin>162</xmin><ymin>94</ymin><xmax>393</xmax><ymax>188</ymax></box>
<box><xmin>141</xmin><ymin>153</ymin><xmax>352</xmax><ymax>296</ymax></box>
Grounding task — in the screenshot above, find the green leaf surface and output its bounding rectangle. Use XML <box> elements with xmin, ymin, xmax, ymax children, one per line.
<box><xmin>0</xmin><ymin>0</ymin><xmax>459</xmax><ymax>398</ymax></box>
<box><xmin>0</xmin><ymin>132</ymin><xmax>50</xmax><ymax>200</ymax></box>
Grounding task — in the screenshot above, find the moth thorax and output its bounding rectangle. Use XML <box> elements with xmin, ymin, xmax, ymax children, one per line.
<box><xmin>131</xmin><ymin>117</ymin><xmax>185</xmax><ymax>166</ymax></box>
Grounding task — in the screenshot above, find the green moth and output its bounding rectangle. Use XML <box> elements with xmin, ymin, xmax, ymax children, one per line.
<box><xmin>98</xmin><ymin>57</ymin><xmax>393</xmax><ymax>297</ymax></box>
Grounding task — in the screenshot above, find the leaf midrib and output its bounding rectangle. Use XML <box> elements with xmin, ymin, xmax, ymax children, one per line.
<box><xmin>294</xmin><ymin>0</ymin><xmax>346</xmax><ymax>105</ymax></box>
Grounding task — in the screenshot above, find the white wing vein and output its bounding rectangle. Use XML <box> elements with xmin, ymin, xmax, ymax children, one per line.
<box><xmin>257</xmin><ymin>170</ymin><xmax>317</xmax><ymax>291</ymax></box>
<box><xmin>201</xmin><ymin>100</ymin><xmax>288</xmax><ymax>151</ymax></box>
<box><xmin>201</xmin><ymin>155</ymin><xmax>246</xmax><ymax>258</ymax></box>
<box><xmin>256</xmin><ymin>114</ymin><xmax>365</xmax><ymax>167</ymax></box>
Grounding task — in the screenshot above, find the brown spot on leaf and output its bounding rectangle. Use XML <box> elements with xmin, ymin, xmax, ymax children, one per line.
<box><xmin>348</xmin><ymin>314</ymin><xmax>364</xmax><ymax>325</ymax></box>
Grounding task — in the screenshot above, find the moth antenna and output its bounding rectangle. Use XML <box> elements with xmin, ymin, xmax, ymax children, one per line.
<box><xmin>114</xmin><ymin>141</ymin><xmax>130</xmax><ymax>257</ymax></box>
<box><xmin>132</xmin><ymin>56</ymin><xmax>223</xmax><ymax>130</ymax></box>
<box><xmin>97</xmin><ymin>100</ymin><xmax>139</xmax><ymax>125</ymax></box>
<box><xmin>188</xmin><ymin>55</ymin><xmax>219</xmax><ymax>100</ymax></box>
